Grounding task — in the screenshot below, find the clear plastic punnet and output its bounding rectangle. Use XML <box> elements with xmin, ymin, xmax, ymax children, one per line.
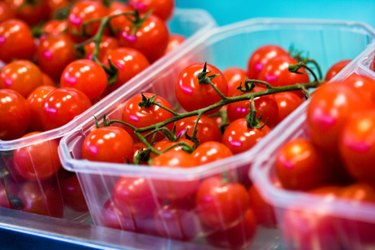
<box><xmin>58</xmin><ymin>18</ymin><xmax>375</xmax><ymax>248</ymax></box>
<box><xmin>0</xmin><ymin>8</ymin><xmax>216</xmax><ymax>220</ymax></box>
<box><xmin>251</xmin><ymin>42</ymin><xmax>375</xmax><ymax>250</ymax></box>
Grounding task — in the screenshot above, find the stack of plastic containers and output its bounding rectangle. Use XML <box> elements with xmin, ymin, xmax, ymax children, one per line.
<box><xmin>59</xmin><ymin>19</ymin><xmax>375</xmax><ymax>249</ymax></box>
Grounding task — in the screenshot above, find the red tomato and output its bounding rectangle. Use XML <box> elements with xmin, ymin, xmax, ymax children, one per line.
<box><xmin>60</xmin><ymin>59</ymin><xmax>108</xmax><ymax>102</ymax></box>
<box><xmin>0</xmin><ymin>19</ymin><xmax>35</xmax><ymax>63</ymax></box>
<box><xmin>227</xmin><ymin>87</ymin><xmax>279</xmax><ymax>128</ymax></box>
<box><xmin>175</xmin><ymin>115</ymin><xmax>222</xmax><ymax>143</ymax></box>
<box><xmin>150</xmin><ymin>138</ymin><xmax>194</xmax><ymax>159</ymax></box>
<box><xmin>164</xmin><ymin>34</ymin><xmax>186</xmax><ymax>54</ymax></box>
<box><xmin>108</xmin><ymin>1</ymin><xmax>134</xmax><ymax>35</ymax></box>
<box><xmin>196</xmin><ymin>176</ymin><xmax>250</xmax><ymax>230</ymax></box>
<box><xmin>306</xmin><ymin>81</ymin><xmax>374</xmax><ymax>154</ymax></box>
<box><xmin>8</xmin><ymin>0</ymin><xmax>49</xmax><ymax>26</ymax></box>
<box><xmin>121</xmin><ymin>93</ymin><xmax>174</xmax><ymax>141</ymax></box>
<box><xmin>37</xmin><ymin>33</ymin><xmax>77</xmax><ymax>81</ymax></box>
<box><xmin>223</xmin><ymin>67</ymin><xmax>248</xmax><ymax>97</ymax></box>
<box><xmin>340</xmin><ymin>183</ymin><xmax>375</xmax><ymax>203</ymax></box>
<box><xmin>341</xmin><ymin>73</ymin><xmax>375</xmax><ymax>103</ymax></box>
<box><xmin>275</xmin><ymin>138</ymin><xmax>335</xmax><ymax>190</ymax></box>
<box><xmin>42</xmin><ymin>19</ymin><xmax>68</xmax><ymax>36</ymax></box>
<box><xmin>192</xmin><ymin>141</ymin><xmax>233</xmax><ymax>165</ymax></box>
<box><xmin>0</xmin><ymin>2</ymin><xmax>15</xmax><ymax>22</ymax></box>
<box><xmin>13</xmin><ymin>132</ymin><xmax>61</xmax><ymax>181</ymax></box>
<box><xmin>41</xmin><ymin>87</ymin><xmax>92</xmax><ymax>131</ymax></box>
<box><xmin>274</xmin><ymin>91</ymin><xmax>304</xmax><ymax>123</ymax></box>
<box><xmin>41</xmin><ymin>73</ymin><xmax>55</xmax><ymax>86</ymax></box>
<box><xmin>0</xmin><ymin>179</ymin><xmax>18</xmax><ymax>209</ymax></box>
<box><xmin>0</xmin><ymin>89</ymin><xmax>30</xmax><ymax>140</ymax></box>
<box><xmin>247</xmin><ymin>45</ymin><xmax>289</xmax><ymax>79</ymax></box>
<box><xmin>81</xmin><ymin>126</ymin><xmax>134</xmax><ymax>163</ymax></box>
<box><xmin>175</xmin><ymin>63</ymin><xmax>228</xmax><ymax>112</ymax></box>
<box><xmin>117</xmin><ymin>13</ymin><xmax>169</xmax><ymax>62</ymax></box>
<box><xmin>340</xmin><ymin>111</ymin><xmax>375</xmax><ymax>184</ymax></box>
<box><xmin>205</xmin><ymin>209</ymin><xmax>256</xmax><ymax>249</ymax></box>
<box><xmin>100</xmin><ymin>199</ymin><xmax>136</xmax><ymax>231</ymax></box>
<box><xmin>60</xmin><ymin>174</ymin><xmax>88</xmax><ymax>212</ymax></box>
<box><xmin>0</xmin><ymin>60</ymin><xmax>43</xmax><ymax>98</ymax></box>
<box><xmin>18</xmin><ymin>181</ymin><xmax>64</xmax><ymax>217</ymax></box>
<box><xmin>150</xmin><ymin>150</ymin><xmax>200</xmax><ymax>200</ymax></box>
<box><xmin>129</xmin><ymin>0</ymin><xmax>174</xmax><ymax>21</ymax></box>
<box><xmin>248</xmin><ymin>184</ymin><xmax>277</xmax><ymax>228</ymax></box>
<box><xmin>325</xmin><ymin>59</ymin><xmax>351</xmax><ymax>81</ymax></box>
<box><xmin>222</xmin><ymin>118</ymin><xmax>270</xmax><ymax>155</ymax></box>
<box><xmin>84</xmin><ymin>36</ymin><xmax>118</xmax><ymax>62</ymax></box>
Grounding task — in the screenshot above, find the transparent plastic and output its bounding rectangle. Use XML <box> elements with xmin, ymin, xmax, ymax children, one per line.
<box><xmin>251</xmin><ymin>43</ymin><xmax>375</xmax><ymax>250</ymax></box>
<box><xmin>58</xmin><ymin>19</ymin><xmax>375</xmax><ymax>248</ymax></box>
<box><xmin>0</xmin><ymin>8</ymin><xmax>216</xmax><ymax>220</ymax></box>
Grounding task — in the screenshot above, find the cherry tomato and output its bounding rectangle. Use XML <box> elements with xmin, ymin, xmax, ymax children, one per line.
<box><xmin>0</xmin><ymin>60</ymin><xmax>43</xmax><ymax>98</ymax></box>
<box><xmin>150</xmin><ymin>138</ymin><xmax>194</xmax><ymax>159</ymax></box>
<box><xmin>108</xmin><ymin>1</ymin><xmax>134</xmax><ymax>35</ymax></box>
<box><xmin>0</xmin><ymin>179</ymin><xmax>18</xmax><ymax>209</ymax></box>
<box><xmin>341</xmin><ymin>73</ymin><xmax>375</xmax><ymax>103</ymax></box>
<box><xmin>0</xmin><ymin>19</ymin><xmax>35</xmax><ymax>63</ymax></box>
<box><xmin>100</xmin><ymin>199</ymin><xmax>136</xmax><ymax>231</ymax></box>
<box><xmin>247</xmin><ymin>45</ymin><xmax>289</xmax><ymax>79</ymax></box>
<box><xmin>340</xmin><ymin>110</ymin><xmax>375</xmax><ymax>184</ymax></box>
<box><xmin>121</xmin><ymin>93</ymin><xmax>174</xmax><ymax>141</ymax></box>
<box><xmin>13</xmin><ymin>132</ymin><xmax>61</xmax><ymax>181</ymax></box>
<box><xmin>340</xmin><ymin>183</ymin><xmax>375</xmax><ymax>203</ymax></box>
<box><xmin>42</xmin><ymin>73</ymin><xmax>55</xmax><ymax>86</ymax></box>
<box><xmin>84</xmin><ymin>36</ymin><xmax>118</xmax><ymax>62</ymax></box>
<box><xmin>306</xmin><ymin>81</ymin><xmax>374</xmax><ymax>154</ymax></box>
<box><xmin>175</xmin><ymin>115</ymin><xmax>222</xmax><ymax>144</ymax></box>
<box><xmin>46</xmin><ymin>0</ymin><xmax>72</xmax><ymax>18</ymax></box>
<box><xmin>0</xmin><ymin>89</ymin><xmax>30</xmax><ymax>140</ymax></box>
<box><xmin>222</xmin><ymin>118</ymin><xmax>270</xmax><ymax>155</ymax></box>
<box><xmin>205</xmin><ymin>209</ymin><xmax>256</xmax><ymax>249</ymax></box>
<box><xmin>0</xmin><ymin>2</ymin><xmax>15</xmax><ymax>22</ymax></box>
<box><xmin>37</xmin><ymin>33</ymin><xmax>77</xmax><ymax>81</ymax></box>
<box><xmin>274</xmin><ymin>91</ymin><xmax>304</xmax><ymax>123</ymax></box>
<box><xmin>196</xmin><ymin>176</ymin><xmax>250</xmax><ymax>230</ymax></box>
<box><xmin>275</xmin><ymin>138</ymin><xmax>336</xmax><ymax>190</ymax></box>
<box><xmin>60</xmin><ymin>59</ymin><xmax>108</xmax><ymax>102</ymax></box>
<box><xmin>117</xmin><ymin>13</ymin><xmax>169</xmax><ymax>62</ymax></box>
<box><xmin>325</xmin><ymin>59</ymin><xmax>351</xmax><ymax>81</ymax></box>
<box><xmin>248</xmin><ymin>184</ymin><xmax>277</xmax><ymax>228</ymax></box>
<box><xmin>41</xmin><ymin>19</ymin><xmax>68</xmax><ymax>36</ymax></box>
<box><xmin>192</xmin><ymin>141</ymin><xmax>233</xmax><ymax>165</ymax></box>
<box><xmin>150</xmin><ymin>150</ymin><xmax>200</xmax><ymax>200</ymax></box>
<box><xmin>41</xmin><ymin>87</ymin><xmax>92</xmax><ymax>131</ymax></box>
<box><xmin>81</xmin><ymin>126</ymin><xmax>134</xmax><ymax>164</ymax></box>
<box><xmin>8</xmin><ymin>0</ymin><xmax>49</xmax><ymax>26</ymax></box>
<box><xmin>60</xmin><ymin>174</ymin><xmax>88</xmax><ymax>212</ymax></box>
<box><xmin>175</xmin><ymin>63</ymin><xmax>228</xmax><ymax>112</ymax></box>
<box><xmin>129</xmin><ymin>0</ymin><xmax>174</xmax><ymax>21</ymax></box>
<box><xmin>164</xmin><ymin>34</ymin><xmax>186</xmax><ymax>54</ymax></box>
<box><xmin>223</xmin><ymin>67</ymin><xmax>248</xmax><ymax>97</ymax></box>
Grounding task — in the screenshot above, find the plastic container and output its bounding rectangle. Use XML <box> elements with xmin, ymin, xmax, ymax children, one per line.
<box><xmin>58</xmin><ymin>19</ymin><xmax>375</xmax><ymax>248</ymax></box>
<box><xmin>251</xmin><ymin>43</ymin><xmax>375</xmax><ymax>250</ymax></box>
<box><xmin>0</xmin><ymin>8</ymin><xmax>216</xmax><ymax>220</ymax></box>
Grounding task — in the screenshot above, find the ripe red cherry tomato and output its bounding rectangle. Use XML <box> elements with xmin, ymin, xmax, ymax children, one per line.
<box><xmin>60</xmin><ymin>59</ymin><xmax>108</xmax><ymax>102</ymax></box>
<box><xmin>0</xmin><ymin>2</ymin><xmax>15</xmax><ymax>22</ymax></box>
<box><xmin>81</xmin><ymin>126</ymin><xmax>134</xmax><ymax>164</ymax></box>
<box><xmin>325</xmin><ymin>59</ymin><xmax>351</xmax><ymax>81</ymax></box>
<box><xmin>100</xmin><ymin>199</ymin><xmax>136</xmax><ymax>231</ymax></box>
<box><xmin>60</xmin><ymin>174</ymin><xmax>88</xmax><ymax>212</ymax></box>
<box><xmin>117</xmin><ymin>13</ymin><xmax>169</xmax><ymax>62</ymax></box>
<box><xmin>341</xmin><ymin>73</ymin><xmax>375</xmax><ymax>103</ymax></box>
<box><xmin>222</xmin><ymin>118</ymin><xmax>270</xmax><ymax>155</ymax></box>
<box><xmin>247</xmin><ymin>45</ymin><xmax>289</xmax><ymax>79</ymax></box>
<box><xmin>84</xmin><ymin>36</ymin><xmax>118</xmax><ymax>62</ymax></box>
<box><xmin>340</xmin><ymin>111</ymin><xmax>375</xmax><ymax>184</ymax></box>
<box><xmin>8</xmin><ymin>0</ymin><xmax>49</xmax><ymax>25</ymax></box>
<box><xmin>0</xmin><ymin>19</ymin><xmax>35</xmax><ymax>63</ymax></box>
<box><xmin>223</xmin><ymin>67</ymin><xmax>248</xmax><ymax>97</ymax></box>
<box><xmin>175</xmin><ymin>63</ymin><xmax>228</xmax><ymax>112</ymax></box>
<box><xmin>196</xmin><ymin>176</ymin><xmax>250</xmax><ymax>230</ymax></box>
<box><xmin>0</xmin><ymin>89</ymin><xmax>30</xmax><ymax>140</ymax></box>
<box><xmin>108</xmin><ymin>1</ymin><xmax>134</xmax><ymax>35</ymax></box>
<box><xmin>150</xmin><ymin>150</ymin><xmax>200</xmax><ymax>200</ymax></box>
<box><xmin>274</xmin><ymin>92</ymin><xmax>304</xmax><ymax>123</ymax></box>
<box><xmin>340</xmin><ymin>183</ymin><xmax>375</xmax><ymax>203</ymax></box>
<box><xmin>41</xmin><ymin>19</ymin><xmax>68</xmax><ymax>36</ymax></box>
<box><xmin>164</xmin><ymin>34</ymin><xmax>185</xmax><ymax>54</ymax></box>
<box><xmin>41</xmin><ymin>87</ymin><xmax>92</xmax><ymax>131</ymax></box>
<box><xmin>129</xmin><ymin>0</ymin><xmax>174</xmax><ymax>21</ymax></box>
<box><xmin>150</xmin><ymin>138</ymin><xmax>194</xmax><ymax>159</ymax></box>
<box><xmin>0</xmin><ymin>60</ymin><xmax>43</xmax><ymax>98</ymax></box>
<box><xmin>41</xmin><ymin>73</ymin><xmax>55</xmax><ymax>86</ymax></box>
<box><xmin>248</xmin><ymin>184</ymin><xmax>277</xmax><ymax>228</ymax></box>
<box><xmin>175</xmin><ymin>115</ymin><xmax>222</xmax><ymax>143</ymax></box>
<box><xmin>192</xmin><ymin>141</ymin><xmax>233</xmax><ymax>165</ymax></box>
<box><xmin>275</xmin><ymin>138</ymin><xmax>333</xmax><ymax>191</ymax></box>
<box><xmin>306</xmin><ymin>81</ymin><xmax>374</xmax><ymax>154</ymax></box>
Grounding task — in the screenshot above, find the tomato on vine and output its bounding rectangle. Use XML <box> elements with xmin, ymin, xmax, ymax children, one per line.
<box><xmin>129</xmin><ymin>0</ymin><xmax>175</xmax><ymax>21</ymax></box>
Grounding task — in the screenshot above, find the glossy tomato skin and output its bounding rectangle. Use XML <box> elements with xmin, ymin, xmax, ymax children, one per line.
<box><xmin>274</xmin><ymin>91</ymin><xmax>304</xmax><ymax>123</ymax></box>
<box><xmin>340</xmin><ymin>111</ymin><xmax>375</xmax><ymax>184</ymax></box>
<box><xmin>81</xmin><ymin>126</ymin><xmax>134</xmax><ymax>164</ymax></box>
<box><xmin>175</xmin><ymin>63</ymin><xmax>228</xmax><ymax>112</ymax></box>
<box><xmin>60</xmin><ymin>59</ymin><xmax>108</xmax><ymax>102</ymax></box>
<box><xmin>0</xmin><ymin>19</ymin><xmax>35</xmax><ymax>63</ymax></box>
<box><xmin>150</xmin><ymin>150</ymin><xmax>200</xmax><ymax>201</ymax></box>
<box><xmin>108</xmin><ymin>1</ymin><xmax>134</xmax><ymax>35</ymax></box>
<box><xmin>13</xmin><ymin>132</ymin><xmax>61</xmax><ymax>181</ymax></box>
<box><xmin>325</xmin><ymin>59</ymin><xmax>351</xmax><ymax>81</ymax></box>
<box><xmin>0</xmin><ymin>60</ymin><xmax>43</xmax><ymax>98</ymax></box>
<box><xmin>164</xmin><ymin>34</ymin><xmax>185</xmax><ymax>54</ymax></box>
<box><xmin>117</xmin><ymin>14</ymin><xmax>169</xmax><ymax>63</ymax></box>
<box><xmin>192</xmin><ymin>141</ymin><xmax>233</xmax><ymax>165</ymax></box>
<box><xmin>247</xmin><ymin>45</ymin><xmax>289</xmax><ymax>79</ymax></box>
<box><xmin>60</xmin><ymin>174</ymin><xmax>88</xmax><ymax>212</ymax></box>
<box><xmin>306</xmin><ymin>82</ymin><xmax>374</xmax><ymax>155</ymax></box>
<box><xmin>0</xmin><ymin>89</ymin><xmax>30</xmax><ymax>140</ymax></box>
<box><xmin>84</xmin><ymin>36</ymin><xmax>118</xmax><ymax>62</ymax></box>
<box><xmin>129</xmin><ymin>0</ymin><xmax>174</xmax><ymax>21</ymax></box>
<box><xmin>42</xmin><ymin>19</ymin><xmax>68</xmax><ymax>36</ymax></box>
<box><xmin>41</xmin><ymin>87</ymin><xmax>92</xmax><ymax>131</ymax></box>
<box><xmin>196</xmin><ymin>176</ymin><xmax>250</xmax><ymax>230</ymax></box>
<box><xmin>341</xmin><ymin>73</ymin><xmax>375</xmax><ymax>103</ymax></box>
<box><xmin>150</xmin><ymin>138</ymin><xmax>194</xmax><ymax>159</ymax></box>
<box><xmin>223</xmin><ymin>67</ymin><xmax>248</xmax><ymax>97</ymax></box>
<box><xmin>222</xmin><ymin>118</ymin><xmax>270</xmax><ymax>155</ymax></box>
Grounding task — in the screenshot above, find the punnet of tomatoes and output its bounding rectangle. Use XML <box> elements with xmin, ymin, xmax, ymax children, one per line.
<box><xmin>251</xmin><ymin>43</ymin><xmax>375</xmax><ymax>250</ymax></box>
<box><xmin>0</xmin><ymin>0</ymin><xmax>217</xmax><ymax>220</ymax></box>
<box><xmin>58</xmin><ymin>19</ymin><xmax>375</xmax><ymax>248</ymax></box>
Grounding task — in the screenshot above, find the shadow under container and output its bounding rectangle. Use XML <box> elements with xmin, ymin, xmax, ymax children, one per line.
<box><xmin>0</xmin><ymin>8</ymin><xmax>216</xmax><ymax>220</ymax></box>
<box><xmin>59</xmin><ymin>19</ymin><xmax>375</xmax><ymax>248</ymax></box>
<box><xmin>251</xmin><ymin>43</ymin><xmax>375</xmax><ymax>250</ymax></box>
